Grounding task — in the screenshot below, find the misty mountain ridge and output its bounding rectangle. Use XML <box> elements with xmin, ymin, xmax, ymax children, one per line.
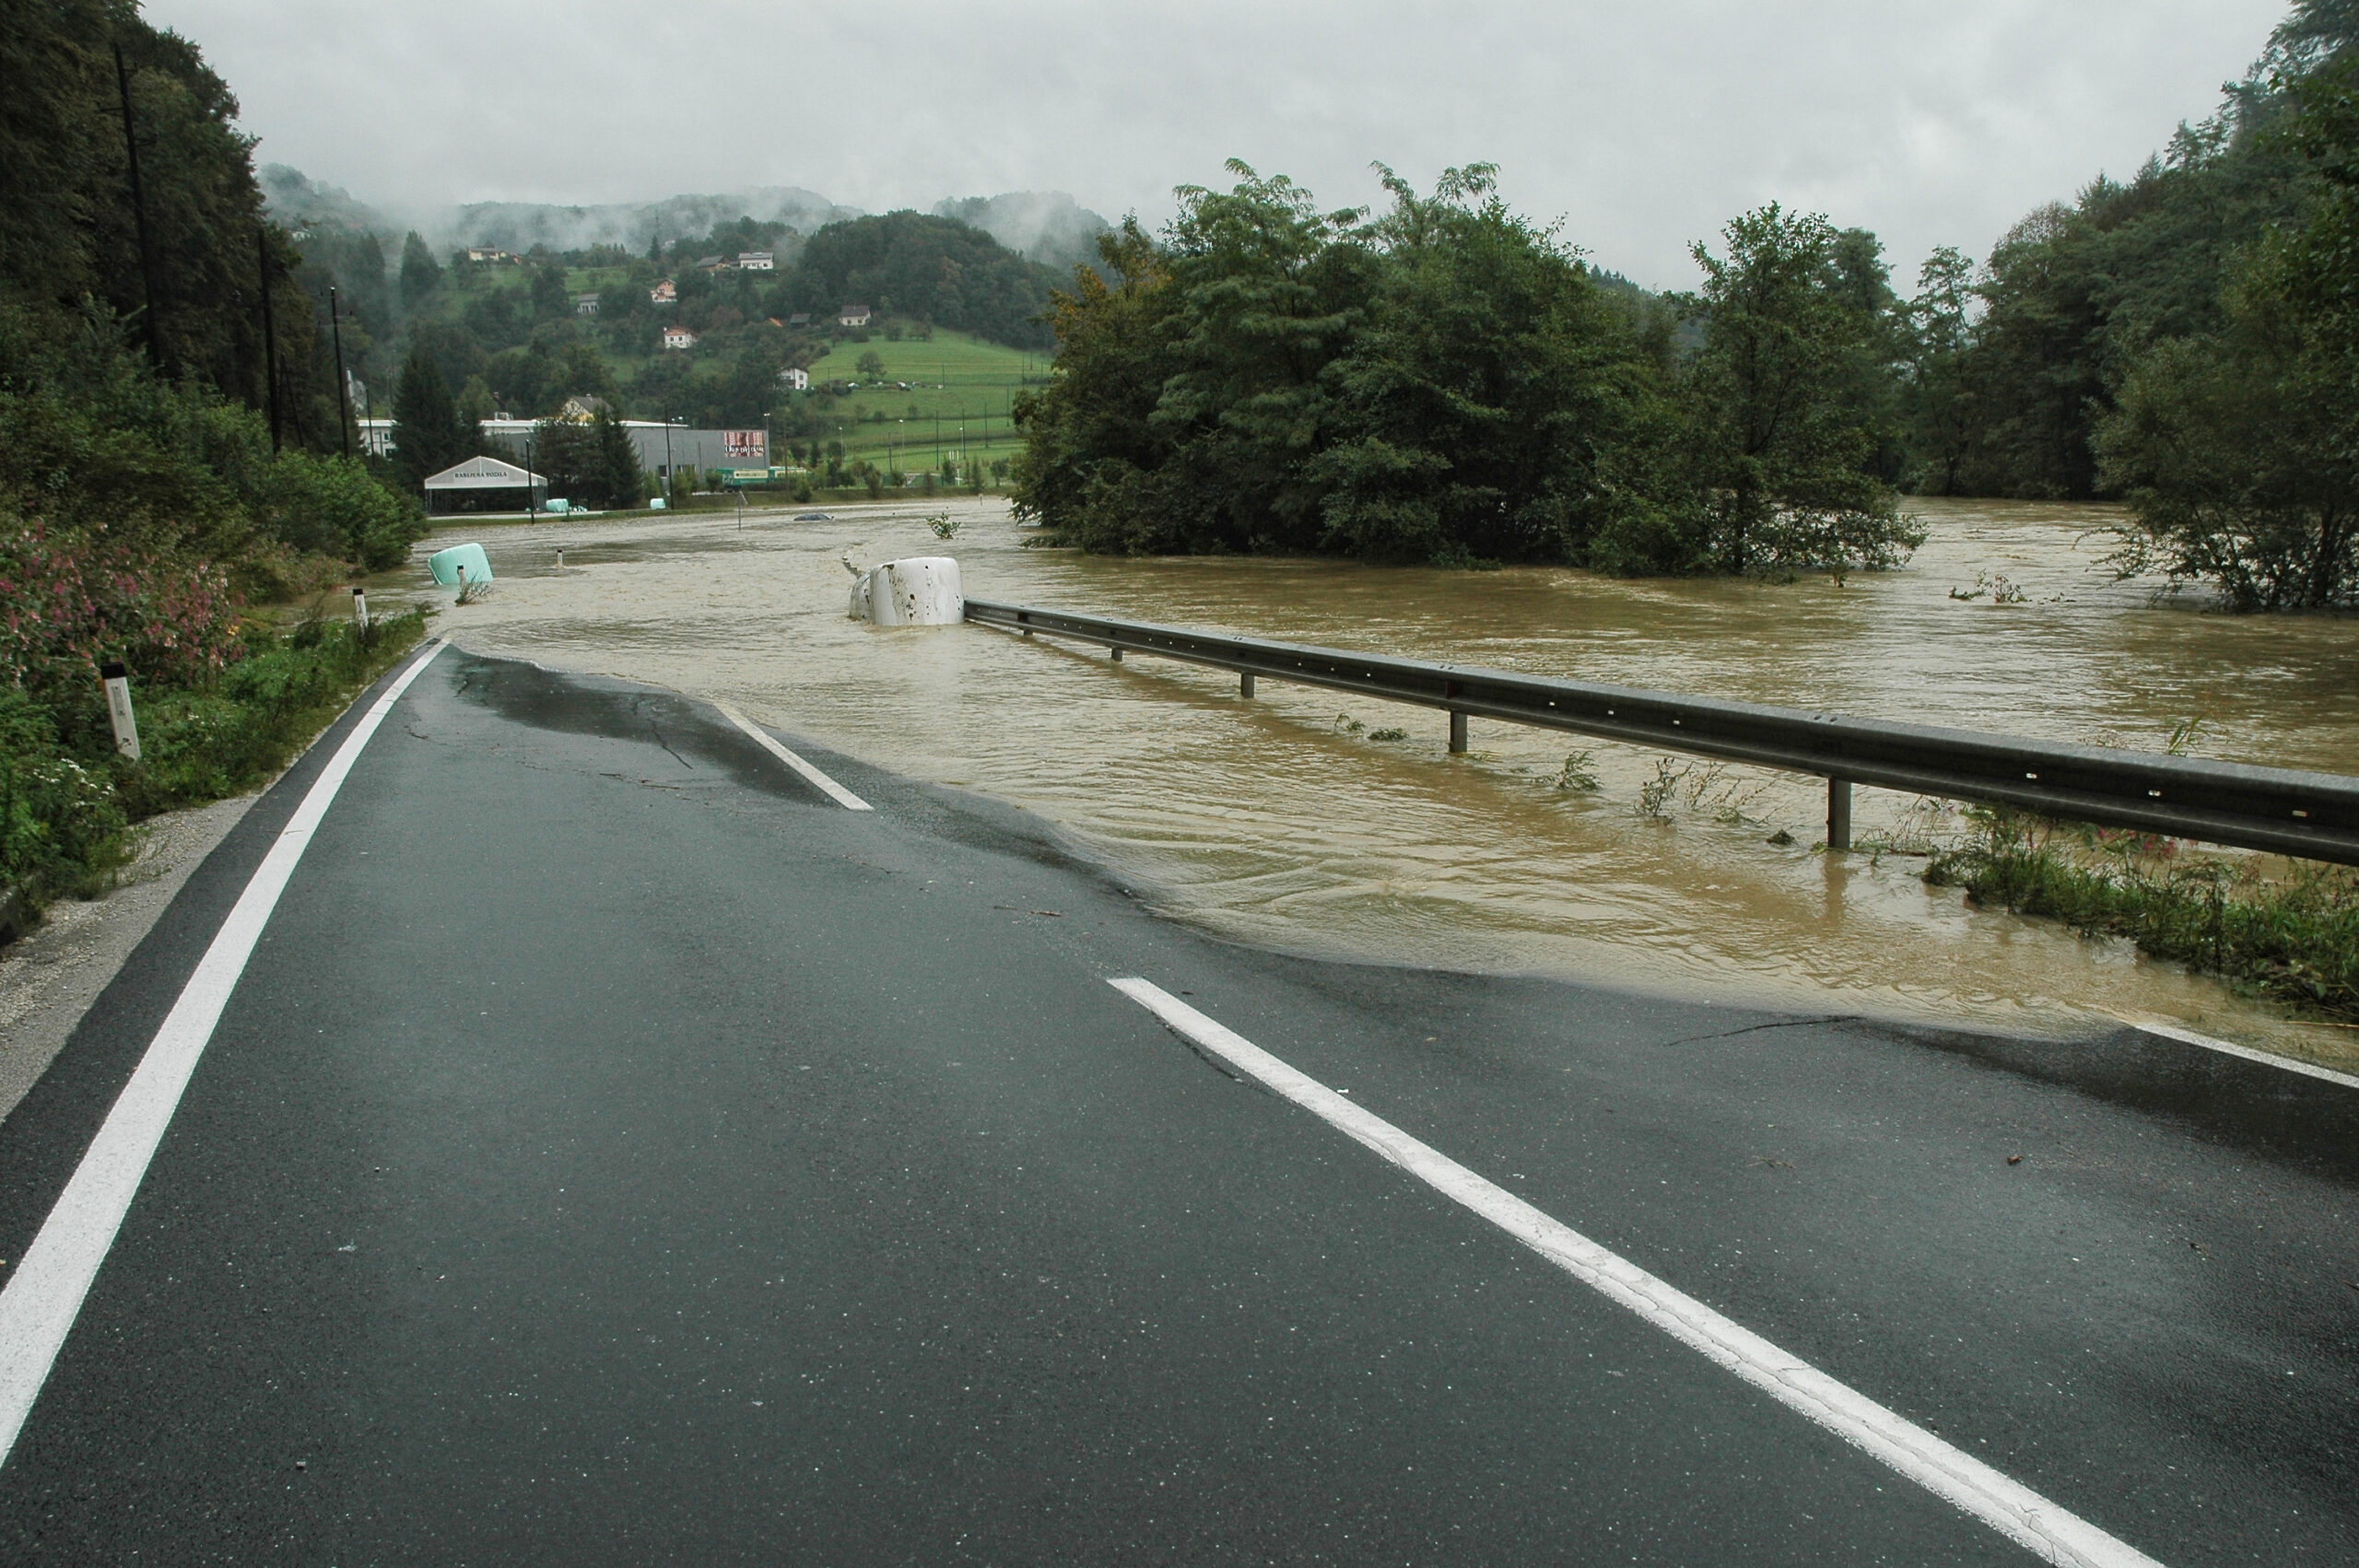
<box><xmin>260</xmin><ymin>166</ymin><xmax>1109</xmax><ymax>270</ymax></box>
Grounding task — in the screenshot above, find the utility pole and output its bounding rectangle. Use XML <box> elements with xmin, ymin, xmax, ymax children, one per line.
<box><xmin>256</xmin><ymin>227</ymin><xmax>281</xmax><ymax>453</ymax></box>
<box><xmin>328</xmin><ymin>287</ymin><xmax>353</xmax><ymax>460</ymax></box>
<box><xmin>112</xmin><ymin>44</ymin><xmax>162</xmax><ymax>368</ymax></box>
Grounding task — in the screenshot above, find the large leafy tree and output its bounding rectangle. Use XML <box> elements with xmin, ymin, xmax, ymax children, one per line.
<box><xmin>1006</xmin><ymin>220</ymin><xmax>1182</xmax><ymax>553</ymax></box>
<box><xmin>2096</xmin><ymin>52</ymin><xmax>2359</xmax><ymax>609</ymax></box>
<box><xmin>1675</xmin><ymin>205</ymin><xmax>1921</xmax><ymax>575</ymax></box>
<box><xmin>1898</xmin><ymin>247</ymin><xmax>1977</xmax><ymax>495</ymax></box>
<box><xmin>1309</xmin><ymin>165</ymin><xmax>1652</xmax><ymax>565</ymax></box>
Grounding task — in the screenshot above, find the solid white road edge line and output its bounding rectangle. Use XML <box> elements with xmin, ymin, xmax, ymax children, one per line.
<box><xmin>1108</xmin><ymin>977</ymin><xmax>2165</xmax><ymax>1568</ymax></box>
<box><xmin>2105</xmin><ymin>1011</ymin><xmax>2359</xmax><ymax>1092</ymax></box>
<box><xmin>712</xmin><ymin>702</ymin><xmax>873</xmax><ymax>811</ymax></box>
<box><xmin>0</xmin><ymin>638</ymin><xmax>450</xmax><ymax>1470</ymax></box>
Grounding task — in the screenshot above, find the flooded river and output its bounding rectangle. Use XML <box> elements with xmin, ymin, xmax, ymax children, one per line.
<box><xmin>388</xmin><ymin>497</ymin><xmax>2359</xmax><ymax>1070</ymax></box>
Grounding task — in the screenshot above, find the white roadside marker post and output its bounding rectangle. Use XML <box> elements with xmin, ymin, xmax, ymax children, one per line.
<box><xmin>100</xmin><ymin>661</ymin><xmax>140</xmax><ymax>763</ymax></box>
<box><xmin>352</xmin><ymin>585</ymin><xmax>370</xmax><ymax>635</ymax></box>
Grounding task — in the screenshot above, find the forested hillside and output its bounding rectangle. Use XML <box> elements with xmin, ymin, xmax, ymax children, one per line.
<box><xmin>2</xmin><ymin>0</ymin><xmax>428</xmax><ymax>932</ymax></box>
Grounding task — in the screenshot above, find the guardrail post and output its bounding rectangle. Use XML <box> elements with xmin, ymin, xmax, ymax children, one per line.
<box><xmin>1449</xmin><ymin>711</ymin><xmax>1468</xmax><ymax>754</ymax></box>
<box><xmin>1826</xmin><ymin>778</ymin><xmax>1852</xmax><ymax>851</ymax></box>
<box><xmin>1239</xmin><ymin>673</ymin><xmax>1255</xmax><ymax>697</ymax></box>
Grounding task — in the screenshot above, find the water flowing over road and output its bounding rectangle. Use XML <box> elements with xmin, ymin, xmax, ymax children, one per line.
<box><xmin>388</xmin><ymin>496</ymin><xmax>2359</xmax><ymax>1069</ymax></box>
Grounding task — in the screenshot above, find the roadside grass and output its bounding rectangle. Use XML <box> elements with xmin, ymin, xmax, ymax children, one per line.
<box><xmin>0</xmin><ymin>610</ymin><xmax>428</xmax><ymax>932</ymax></box>
<box><xmin>1925</xmin><ymin>812</ymin><xmax>2359</xmax><ymax>1022</ymax></box>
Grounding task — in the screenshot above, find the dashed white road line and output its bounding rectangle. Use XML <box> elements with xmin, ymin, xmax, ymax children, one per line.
<box><xmin>1109</xmin><ymin>976</ymin><xmax>2165</xmax><ymax>1568</ymax></box>
<box><xmin>712</xmin><ymin>702</ymin><xmax>873</xmax><ymax>811</ymax></box>
<box><xmin>0</xmin><ymin>640</ymin><xmax>450</xmax><ymax>1469</ymax></box>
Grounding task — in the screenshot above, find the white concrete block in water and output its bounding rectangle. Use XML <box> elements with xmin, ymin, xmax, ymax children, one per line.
<box><xmin>849</xmin><ymin>556</ymin><xmax>964</xmax><ymax>626</ymax></box>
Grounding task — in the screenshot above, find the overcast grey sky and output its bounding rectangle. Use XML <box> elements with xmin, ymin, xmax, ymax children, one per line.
<box><xmin>147</xmin><ymin>0</ymin><xmax>2288</xmax><ymax>288</ymax></box>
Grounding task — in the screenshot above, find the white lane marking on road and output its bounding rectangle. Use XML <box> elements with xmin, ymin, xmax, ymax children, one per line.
<box><xmin>1108</xmin><ymin>977</ymin><xmax>2165</xmax><ymax>1568</ymax></box>
<box><xmin>712</xmin><ymin>702</ymin><xmax>873</xmax><ymax>811</ymax></box>
<box><xmin>2103</xmin><ymin>1011</ymin><xmax>2359</xmax><ymax>1092</ymax></box>
<box><xmin>0</xmin><ymin>639</ymin><xmax>450</xmax><ymax>1470</ymax></box>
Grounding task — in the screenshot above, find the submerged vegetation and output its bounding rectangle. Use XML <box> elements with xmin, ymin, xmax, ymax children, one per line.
<box><xmin>1928</xmin><ymin>815</ymin><xmax>2359</xmax><ymax>1021</ymax></box>
<box><xmin>1013</xmin><ymin>165</ymin><xmax>1921</xmax><ymax>578</ymax></box>
<box><xmin>1015</xmin><ymin>0</ymin><xmax>2359</xmax><ymax>607</ymax></box>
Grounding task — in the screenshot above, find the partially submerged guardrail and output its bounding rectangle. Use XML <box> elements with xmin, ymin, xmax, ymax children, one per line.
<box><xmin>963</xmin><ymin>598</ymin><xmax>2359</xmax><ymax>866</ymax></box>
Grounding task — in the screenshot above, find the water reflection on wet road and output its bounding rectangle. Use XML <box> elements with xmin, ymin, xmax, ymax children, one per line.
<box><xmin>386</xmin><ymin>496</ymin><xmax>2359</xmax><ymax>1069</ymax></box>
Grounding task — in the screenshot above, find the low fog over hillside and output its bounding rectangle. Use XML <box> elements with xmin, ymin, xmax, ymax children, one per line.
<box><xmin>261</xmin><ymin>166</ymin><xmax>1108</xmax><ymax>270</ymax></box>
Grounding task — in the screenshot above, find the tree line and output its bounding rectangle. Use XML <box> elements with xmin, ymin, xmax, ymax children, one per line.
<box><xmin>1015</xmin><ymin>1</ymin><xmax>2359</xmax><ymax>607</ymax></box>
<box><xmin>1012</xmin><ymin>164</ymin><xmax>1924</xmax><ymax>578</ymax></box>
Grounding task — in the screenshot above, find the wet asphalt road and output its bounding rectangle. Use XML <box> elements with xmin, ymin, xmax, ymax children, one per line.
<box><xmin>0</xmin><ymin>647</ymin><xmax>2350</xmax><ymax>1565</ymax></box>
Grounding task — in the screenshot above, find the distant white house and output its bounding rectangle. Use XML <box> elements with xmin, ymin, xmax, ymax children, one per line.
<box><xmin>663</xmin><ymin>324</ymin><xmax>698</xmax><ymax>351</ymax></box>
<box><xmin>574</xmin><ymin>293</ymin><xmax>600</xmax><ymax>316</ymax></box>
<box><xmin>465</xmin><ymin>247</ymin><xmax>519</xmax><ymax>264</ymax></box>
<box><xmin>837</xmin><ymin>303</ymin><xmax>871</xmax><ymax>327</ymax></box>
<box><xmin>777</xmin><ymin>367</ymin><xmax>809</xmax><ymax>391</ymax></box>
<box><xmin>650</xmin><ymin>279</ymin><xmax>677</xmax><ymax>305</ymax></box>
<box><xmin>738</xmin><ymin>251</ymin><xmax>775</xmax><ymax>271</ymax></box>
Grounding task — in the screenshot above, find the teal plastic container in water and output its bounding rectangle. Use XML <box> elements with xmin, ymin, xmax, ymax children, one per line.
<box><xmin>428</xmin><ymin>543</ymin><xmax>493</xmax><ymax>588</ymax></box>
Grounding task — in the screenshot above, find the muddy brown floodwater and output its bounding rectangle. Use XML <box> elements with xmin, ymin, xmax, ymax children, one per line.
<box><xmin>386</xmin><ymin>496</ymin><xmax>2359</xmax><ymax>1071</ymax></box>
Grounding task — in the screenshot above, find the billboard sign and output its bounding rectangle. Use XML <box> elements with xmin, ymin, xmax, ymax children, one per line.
<box><xmin>722</xmin><ymin>428</ymin><xmax>768</xmax><ymax>462</ymax></box>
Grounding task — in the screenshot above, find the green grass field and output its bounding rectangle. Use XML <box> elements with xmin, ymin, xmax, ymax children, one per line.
<box><xmin>794</xmin><ymin>331</ymin><xmax>1048</xmax><ymax>474</ymax></box>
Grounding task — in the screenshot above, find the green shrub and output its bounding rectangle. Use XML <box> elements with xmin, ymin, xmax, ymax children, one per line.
<box><xmin>0</xmin><ymin>691</ymin><xmax>128</xmax><ymax>901</ymax></box>
<box><xmin>1927</xmin><ymin>813</ymin><xmax>2359</xmax><ymax>1020</ymax></box>
<box><xmin>253</xmin><ymin>451</ymin><xmax>428</xmax><ymax>570</ymax></box>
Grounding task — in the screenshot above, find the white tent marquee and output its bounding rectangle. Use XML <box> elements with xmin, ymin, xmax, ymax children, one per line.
<box><xmin>422</xmin><ymin>454</ymin><xmax>547</xmax><ymax>513</ymax></box>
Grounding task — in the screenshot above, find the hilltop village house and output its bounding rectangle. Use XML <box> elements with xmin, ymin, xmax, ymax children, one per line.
<box><xmin>738</xmin><ymin>251</ymin><xmax>774</xmax><ymax>270</ymax></box>
<box><xmin>649</xmin><ymin>279</ymin><xmax>677</xmax><ymax>305</ymax></box>
<box><xmin>837</xmin><ymin>303</ymin><xmax>871</xmax><ymax>327</ymax></box>
<box><xmin>778</xmin><ymin>367</ymin><xmax>809</xmax><ymax>391</ymax></box>
<box><xmin>663</xmin><ymin>324</ymin><xmax>698</xmax><ymax>351</ymax></box>
<box><xmin>574</xmin><ymin>293</ymin><xmax>600</xmax><ymax>316</ymax></box>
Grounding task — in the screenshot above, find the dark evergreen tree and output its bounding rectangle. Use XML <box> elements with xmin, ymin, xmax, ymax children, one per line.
<box><xmin>592</xmin><ymin>409</ymin><xmax>647</xmax><ymax>509</ymax></box>
<box><xmin>390</xmin><ymin>347</ymin><xmax>469</xmax><ymax>490</ymax></box>
<box><xmin>399</xmin><ymin>230</ymin><xmax>441</xmax><ymax>302</ymax></box>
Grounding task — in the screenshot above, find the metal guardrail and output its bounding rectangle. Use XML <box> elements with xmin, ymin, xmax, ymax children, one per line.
<box><xmin>963</xmin><ymin>598</ymin><xmax>2359</xmax><ymax>865</ymax></box>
